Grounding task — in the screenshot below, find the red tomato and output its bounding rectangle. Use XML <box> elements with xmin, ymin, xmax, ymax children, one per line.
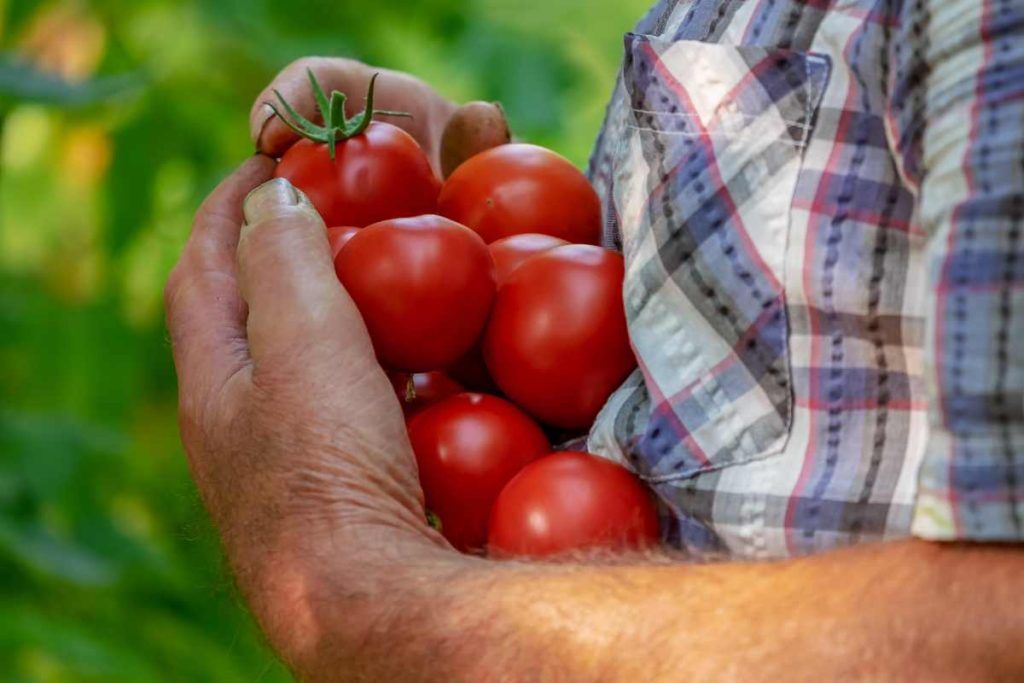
<box><xmin>445</xmin><ymin>343</ymin><xmax>498</xmax><ymax>393</ymax></box>
<box><xmin>488</xmin><ymin>233</ymin><xmax>569</xmax><ymax>285</ymax></box>
<box><xmin>483</xmin><ymin>245</ymin><xmax>635</xmax><ymax>429</ymax></box>
<box><xmin>389</xmin><ymin>371</ymin><xmax>464</xmax><ymax>417</ymax></box>
<box><xmin>488</xmin><ymin>452</ymin><xmax>659</xmax><ymax>557</ymax></box>
<box><xmin>276</xmin><ymin>122</ymin><xmax>440</xmax><ymax>227</ymax></box>
<box><xmin>336</xmin><ymin>215</ymin><xmax>496</xmax><ymax>372</ymax></box>
<box><xmin>327</xmin><ymin>226</ymin><xmax>360</xmax><ymax>258</ymax></box>
<box><xmin>408</xmin><ymin>393</ymin><xmax>550</xmax><ymax>551</ymax></box>
<box><xmin>438</xmin><ymin>144</ymin><xmax>602</xmax><ymax>245</ymax></box>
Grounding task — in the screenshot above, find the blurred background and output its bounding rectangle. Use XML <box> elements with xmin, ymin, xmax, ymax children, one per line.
<box><xmin>0</xmin><ymin>0</ymin><xmax>650</xmax><ymax>680</ymax></box>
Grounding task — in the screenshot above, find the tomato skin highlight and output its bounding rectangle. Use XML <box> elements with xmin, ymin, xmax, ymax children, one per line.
<box><xmin>488</xmin><ymin>233</ymin><xmax>569</xmax><ymax>286</ymax></box>
<box><xmin>327</xmin><ymin>226</ymin><xmax>360</xmax><ymax>257</ymax></box>
<box><xmin>487</xmin><ymin>452</ymin><xmax>660</xmax><ymax>557</ymax></box>
<box><xmin>276</xmin><ymin>122</ymin><xmax>440</xmax><ymax>227</ymax></box>
<box><xmin>389</xmin><ymin>371</ymin><xmax>464</xmax><ymax>418</ymax></box>
<box><xmin>336</xmin><ymin>215</ymin><xmax>497</xmax><ymax>372</ymax></box>
<box><xmin>438</xmin><ymin>144</ymin><xmax>602</xmax><ymax>245</ymax></box>
<box><xmin>483</xmin><ymin>245</ymin><xmax>636</xmax><ymax>430</ymax></box>
<box><xmin>408</xmin><ymin>393</ymin><xmax>551</xmax><ymax>552</ymax></box>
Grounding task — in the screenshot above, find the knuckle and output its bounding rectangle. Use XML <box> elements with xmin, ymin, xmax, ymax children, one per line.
<box><xmin>250</xmin><ymin>358</ymin><xmax>306</xmax><ymax>409</ymax></box>
<box><xmin>283</xmin><ymin>56</ymin><xmax>316</xmax><ymax>73</ymax></box>
<box><xmin>164</xmin><ymin>260</ymin><xmax>191</xmax><ymax>314</ymax></box>
<box><xmin>283</xmin><ymin>56</ymin><xmax>362</xmax><ymax>83</ymax></box>
<box><xmin>242</xmin><ymin>215</ymin><xmax>322</xmax><ymax>259</ymax></box>
<box><xmin>164</xmin><ymin>252</ymin><xmax>231</xmax><ymax>334</ymax></box>
<box><xmin>283</xmin><ymin>56</ymin><xmax>326</xmax><ymax>78</ymax></box>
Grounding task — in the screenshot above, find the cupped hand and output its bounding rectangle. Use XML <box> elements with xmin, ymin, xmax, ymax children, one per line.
<box><xmin>250</xmin><ymin>58</ymin><xmax>455</xmax><ymax>167</ymax></box>
<box><xmin>250</xmin><ymin>57</ymin><xmax>510</xmax><ymax>177</ymax></box>
<box><xmin>165</xmin><ymin>157</ymin><xmax>454</xmax><ymax>664</ymax></box>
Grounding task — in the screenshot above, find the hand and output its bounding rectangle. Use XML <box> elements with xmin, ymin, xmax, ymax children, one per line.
<box><xmin>167</xmin><ymin>160</ymin><xmax>1024</xmax><ymax>682</ymax></box>
<box><xmin>250</xmin><ymin>58</ymin><xmax>510</xmax><ymax>177</ymax></box>
<box><xmin>165</xmin><ymin>158</ymin><xmax>455</xmax><ymax>670</ymax></box>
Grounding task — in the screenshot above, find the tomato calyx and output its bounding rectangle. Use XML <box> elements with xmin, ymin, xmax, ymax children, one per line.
<box><xmin>426</xmin><ymin>510</ymin><xmax>443</xmax><ymax>532</ymax></box>
<box><xmin>268</xmin><ymin>69</ymin><xmax>412</xmax><ymax>160</ymax></box>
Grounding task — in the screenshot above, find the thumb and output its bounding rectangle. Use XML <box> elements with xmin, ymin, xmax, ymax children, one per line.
<box><xmin>439</xmin><ymin>101</ymin><xmax>511</xmax><ymax>179</ymax></box>
<box><xmin>238</xmin><ymin>178</ymin><xmax>375</xmax><ymax>366</ymax></box>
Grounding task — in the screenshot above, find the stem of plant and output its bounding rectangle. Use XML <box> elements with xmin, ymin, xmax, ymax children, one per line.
<box><xmin>266</xmin><ymin>71</ymin><xmax>412</xmax><ymax>161</ymax></box>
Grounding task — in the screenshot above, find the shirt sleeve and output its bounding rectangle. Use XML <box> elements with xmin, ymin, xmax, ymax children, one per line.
<box><xmin>885</xmin><ymin>0</ymin><xmax>1024</xmax><ymax>540</ymax></box>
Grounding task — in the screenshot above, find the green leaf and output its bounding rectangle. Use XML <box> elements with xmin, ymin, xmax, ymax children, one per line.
<box><xmin>0</xmin><ymin>517</ymin><xmax>118</xmax><ymax>587</ymax></box>
<box><xmin>0</xmin><ymin>54</ymin><xmax>141</xmax><ymax>110</ymax></box>
<box><xmin>0</xmin><ymin>605</ymin><xmax>161</xmax><ymax>681</ymax></box>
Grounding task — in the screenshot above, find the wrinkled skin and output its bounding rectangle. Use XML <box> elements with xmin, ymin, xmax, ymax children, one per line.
<box><xmin>163</xmin><ymin>53</ymin><xmax>1024</xmax><ymax>683</ymax></box>
<box><xmin>164</xmin><ymin>163</ymin><xmax>444</xmax><ymax>660</ymax></box>
<box><xmin>251</xmin><ymin>57</ymin><xmax>459</xmax><ymax>174</ymax></box>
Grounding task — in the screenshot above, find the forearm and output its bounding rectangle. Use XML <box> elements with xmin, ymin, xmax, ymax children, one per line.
<box><xmin>428</xmin><ymin>541</ymin><xmax>1023</xmax><ymax>681</ymax></box>
<box><xmin>252</xmin><ymin>538</ymin><xmax>1024</xmax><ymax>681</ymax></box>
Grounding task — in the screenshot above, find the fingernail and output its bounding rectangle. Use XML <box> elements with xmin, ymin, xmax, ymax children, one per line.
<box><xmin>250</xmin><ymin>103</ymin><xmax>275</xmax><ymax>144</ymax></box>
<box><xmin>243</xmin><ymin>178</ymin><xmax>316</xmax><ymax>225</ymax></box>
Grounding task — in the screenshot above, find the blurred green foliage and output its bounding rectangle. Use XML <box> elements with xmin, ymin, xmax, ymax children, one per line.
<box><xmin>0</xmin><ymin>0</ymin><xmax>649</xmax><ymax>680</ymax></box>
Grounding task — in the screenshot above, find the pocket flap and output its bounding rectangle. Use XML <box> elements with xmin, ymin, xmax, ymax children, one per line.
<box><xmin>624</xmin><ymin>33</ymin><xmax>831</xmax><ymax>150</ymax></box>
<box><xmin>610</xmin><ymin>38</ymin><xmax>831</xmax><ymax>481</ymax></box>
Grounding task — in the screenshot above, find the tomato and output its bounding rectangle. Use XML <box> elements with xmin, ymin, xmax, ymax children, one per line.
<box><xmin>438</xmin><ymin>144</ymin><xmax>602</xmax><ymax>245</ymax></box>
<box><xmin>336</xmin><ymin>215</ymin><xmax>496</xmax><ymax>372</ymax></box>
<box><xmin>327</xmin><ymin>226</ymin><xmax>360</xmax><ymax>257</ymax></box>
<box><xmin>488</xmin><ymin>233</ymin><xmax>569</xmax><ymax>285</ymax></box>
<box><xmin>483</xmin><ymin>245</ymin><xmax>635</xmax><ymax>429</ymax></box>
<box><xmin>408</xmin><ymin>393</ymin><xmax>550</xmax><ymax>551</ymax></box>
<box><xmin>328</xmin><ymin>226</ymin><xmax>361</xmax><ymax>284</ymax></box>
<box><xmin>276</xmin><ymin>124</ymin><xmax>440</xmax><ymax>227</ymax></box>
<box><xmin>389</xmin><ymin>371</ymin><xmax>464</xmax><ymax>417</ymax></box>
<box><xmin>271</xmin><ymin>72</ymin><xmax>440</xmax><ymax>227</ymax></box>
<box><xmin>445</xmin><ymin>343</ymin><xmax>498</xmax><ymax>393</ymax></box>
<box><xmin>447</xmin><ymin>232</ymin><xmax>571</xmax><ymax>391</ymax></box>
<box><xmin>487</xmin><ymin>452</ymin><xmax>659</xmax><ymax>557</ymax></box>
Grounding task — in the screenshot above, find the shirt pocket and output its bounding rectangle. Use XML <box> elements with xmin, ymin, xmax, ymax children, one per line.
<box><xmin>613</xmin><ymin>33</ymin><xmax>830</xmax><ymax>482</ymax></box>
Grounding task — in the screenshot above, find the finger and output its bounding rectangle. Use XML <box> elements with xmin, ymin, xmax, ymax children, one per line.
<box><xmin>250</xmin><ymin>58</ymin><xmax>364</xmax><ymax>157</ymax></box>
<box><xmin>237</xmin><ymin>178</ymin><xmax>376</xmax><ymax>370</ymax></box>
<box><xmin>166</xmin><ymin>155</ymin><xmax>276</xmax><ymax>398</ymax></box>
<box><xmin>439</xmin><ymin>101</ymin><xmax>511</xmax><ymax>178</ymax></box>
<box><xmin>190</xmin><ymin>154</ymin><xmax>277</xmax><ymax>269</ymax></box>
<box><xmin>249</xmin><ymin>58</ymin><xmax>453</xmax><ymax>165</ymax></box>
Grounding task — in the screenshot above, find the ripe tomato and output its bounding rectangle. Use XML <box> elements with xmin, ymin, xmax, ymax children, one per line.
<box><xmin>276</xmin><ymin>123</ymin><xmax>440</xmax><ymax>227</ymax></box>
<box><xmin>271</xmin><ymin>73</ymin><xmax>439</xmax><ymax>227</ymax></box>
<box><xmin>445</xmin><ymin>343</ymin><xmax>498</xmax><ymax>393</ymax></box>
<box><xmin>487</xmin><ymin>452</ymin><xmax>659</xmax><ymax>557</ymax></box>
<box><xmin>327</xmin><ymin>226</ymin><xmax>360</xmax><ymax>258</ymax></box>
<box><xmin>336</xmin><ymin>215</ymin><xmax>496</xmax><ymax>372</ymax></box>
<box><xmin>408</xmin><ymin>393</ymin><xmax>550</xmax><ymax>551</ymax></box>
<box><xmin>438</xmin><ymin>144</ymin><xmax>602</xmax><ymax>245</ymax></box>
<box><xmin>483</xmin><ymin>245</ymin><xmax>635</xmax><ymax>429</ymax></box>
<box><xmin>488</xmin><ymin>233</ymin><xmax>569</xmax><ymax>285</ymax></box>
<box><xmin>389</xmin><ymin>371</ymin><xmax>463</xmax><ymax>418</ymax></box>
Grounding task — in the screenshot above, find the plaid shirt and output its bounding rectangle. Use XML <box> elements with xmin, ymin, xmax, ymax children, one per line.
<box><xmin>586</xmin><ymin>0</ymin><xmax>1024</xmax><ymax>558</ymax></box>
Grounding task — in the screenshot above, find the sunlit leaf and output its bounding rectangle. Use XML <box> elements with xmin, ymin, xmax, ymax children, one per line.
<box><xmin>0</xmin><ymin>54</ymin><xmax>140</xmax><ymax>109</ymax></box>
<box><xmin>0</xmin><ymin>517</ymin><xmax>118</xmax><ymax>586</ymax></box>
<box><xmin>0</xmin><ymin>605</ymin><xmax>161</xmax><ymax>681</ymax></box>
